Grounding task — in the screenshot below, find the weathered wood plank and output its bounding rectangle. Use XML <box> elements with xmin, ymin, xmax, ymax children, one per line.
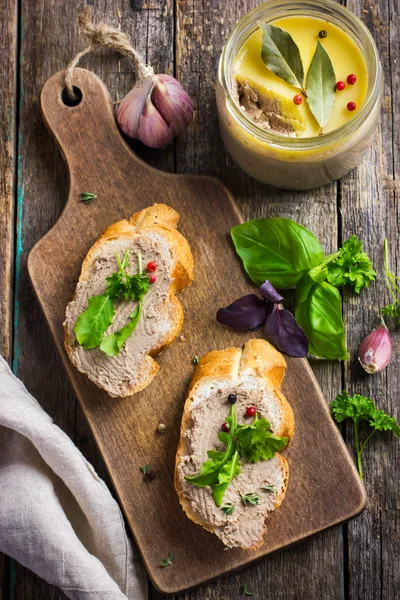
<box><xmin>0</xmin><ymin>0</ymin><xmax>17</xmax><ymax>595</ymax></box>
<box><xmin>341</xmin><ymin>1</ymin><xmax>400</xmax><ymax>599</ymax></box>
<box><xmin>13</xmin><ymin>0</ymin><xmax>172</xmax><ymax>596</ymax></box>
<box><xmin>169</xmin><ymin>1</ymin><xmax>344</xmax><ymax>599</ymax></box>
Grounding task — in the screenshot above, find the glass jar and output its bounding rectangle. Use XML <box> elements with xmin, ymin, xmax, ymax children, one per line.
<box><xmin>216</xmin><ymin>0</ymin><xmax>383</xmax><ymax>190</ymax></box>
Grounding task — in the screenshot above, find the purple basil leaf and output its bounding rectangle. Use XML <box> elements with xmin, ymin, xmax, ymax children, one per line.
<box><xmin>260</xmin><ymin>280</ymin><xmax>284</xmax><ymax>304</ymax></box>
<box><xmin>266</xmin><ymin>305</ymin><xmax>308</xmax><ymax>357</ymax></box>
<box><xmin>217</xmin><ymin>294</ymin><xmax>267</xmax><ymax>331</ymax></box>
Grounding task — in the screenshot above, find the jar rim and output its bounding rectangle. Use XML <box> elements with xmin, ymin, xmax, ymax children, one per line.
<box><xmin>220</xmin><ymin>0</ymin><xmax>383</xmax><ymax>150</ymax></box>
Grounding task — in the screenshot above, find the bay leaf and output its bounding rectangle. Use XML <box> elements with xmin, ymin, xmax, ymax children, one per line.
<box><xmin>258</xmin><ymin>22</ymin><xmax>305</xmax><ymax>91</ymax></box>
<box><xmin>306</xmin><ymin>41</ymin><xmax>336</xmax><ymax>128</ymax></box>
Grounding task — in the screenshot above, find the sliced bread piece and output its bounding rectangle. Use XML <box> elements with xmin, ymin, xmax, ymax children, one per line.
<box><xmin>175</xmin><ymin>339</ymin><xmax>294</xmax><ymax>550</ymax></box>
<box><xmin>64</xmin><ymin>204</ymin><xmax>193</xmax><ymax>398</ymax></box>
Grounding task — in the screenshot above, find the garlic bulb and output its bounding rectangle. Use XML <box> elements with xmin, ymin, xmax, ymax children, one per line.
<box><xmin>358</xmin><ymin>324</ymin><xmax>393</xmax><ymax>374</ymax></box>
<box><xmin>117</xmin><ymin>74</ymin><xmax>193</xmax><ymax>148</ymax></box>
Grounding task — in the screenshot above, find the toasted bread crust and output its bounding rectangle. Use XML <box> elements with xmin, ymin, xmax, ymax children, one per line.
<box><xmin>64</xmin><ymin>203</ymin><xmax>193</xmax><ymax>397</ymax></box>
<box><xmin>175</xmin><ymin>339</ymin><xmax>294</xmax><ymax>549</ymax></box>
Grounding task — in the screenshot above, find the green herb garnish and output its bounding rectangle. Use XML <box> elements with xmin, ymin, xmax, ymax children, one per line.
<box><xmin>235</xmin><ymin>413</ymin><xmax>288</xmax><ymax>462</ymax></box>
<box><xmin>240</xmin><ymin>584</ymin><xmax>254</xmax><ymax>596</ymax></box>
<box><xmin>140</xmin><ymin>465</ymin><xmax>149</xmax><ymax>474</ymax></box>
<box><xmin>231</xmin><ymin>218</ymin><xmax>375</xmax><ymax>360</ymax></box>
<box><xmin>331</xmin><ymin>391</ymin><xmax>400</xmax><ymax>480</ymax></box>
<box><xmin>185</xmin><ymin>404</ymin><xmax>287</xmax><ymax>506</ymax></box>
<box><xmin>192</xmin><ymin>356</ymin><xmax>200</xmax><ymax>365</ymax></box>
<box><xmin>221</xmin><ymin>502</ymin><xmax>236</xmax><ymax>515</ymax></box>
<box><xmin>381</xmin><ymin>239</ymin><xmax>400</xmax><ymax>322</ymax></box>
<box><xmin>262</xmin><ymin>484</ymin><xmax>275</xmax><ymax>492</ymax></box>
<box><xmin>74</xmin><ymin>249</ymin><xmax>150</xmax><ymax>355</ymax></box>
<box><xmin>309</xmin><ymin>235</ymin><xmax>376</xmax><ymax>293</ymax></box>
<box><xmin>305</xmin><ymin>40</ymin><xmax>336</xmax><ymax>129</ymax></box>
<box><xmin>160</xmin><ymin>552</ymin><xmax>174</xmax><ymax>567</ymax></box>
<box><xmin>80</xmin><ymin>192</ymin><xmax>97</xmax><ymax>204</ymax></box>
<box><xmin>258</xmin><ymin>22</ymin><xmax>305</xmax><ymax>94</ymax></box>
<box><xmin>241</xmin><ymin>492</ymin><xmax>260</xmax><ymax>506</ymax></box>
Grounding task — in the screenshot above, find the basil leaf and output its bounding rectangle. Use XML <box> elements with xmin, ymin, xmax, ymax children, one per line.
<box><xmin>295</xmin><ymin>278</ymin><xmax>348</xmax><ymax>359</ymax></box>
<box><xmin>231</xmin><ymin>218</ymin><xmax>324</xmax><ymax>288</ymax></box>
<box><xmin>100</xmin><ymin>302</ymin><xmax>142</xmax><ymax>357</ymax></box>
<box><xmin>217</xmin><ymin>294</ymin><xmax>268</xmax><ymax>331</ymax></box>
<box><xmin>266</xmin><ymin>304</ymin><xmax>308</xmax><ymax>358</ymax></box>
<box><xmin>74</xmin><ymin>294</ymin><xmax>115</xmax><ymax>349</ymax></box>
<box><xmin>258</xmin><ymin>22</ymin><xmax>305</xmax><ymax>91</ymax></box>
<box><xmin>306</xmin><ymin>41</ymin><xmax>336</xmax><ymax>128</ymax></box>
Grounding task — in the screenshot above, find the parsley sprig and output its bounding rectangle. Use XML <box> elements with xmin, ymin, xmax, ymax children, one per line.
<box><xmin>74</xmin><ymin>249</ymin><xmax>150</xmax><ymax>355</ymax></box>
<box><xmin>310</xmin><ymin>235</ymin><xmax>376</xmax><ymax>293</ymax></box>
<box><xmin>331</xmin><ymin>391</ymin><xmax>400</xmax><ymax>480</ymax></box>
<box><xmin>381</xmin><ymin>239</ymin><xmax>400</xmax><ymax>323</ymax></box>
<box><xmin>185</xmin><ymin>404</ymin><xmax>288</xmax><ymax>506</ymax></box>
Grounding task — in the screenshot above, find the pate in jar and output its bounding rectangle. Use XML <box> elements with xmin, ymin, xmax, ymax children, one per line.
<box><xmin>216</xmin><ymin>0</ymin><xmax>383</xmax><ymax>190</ymax></box>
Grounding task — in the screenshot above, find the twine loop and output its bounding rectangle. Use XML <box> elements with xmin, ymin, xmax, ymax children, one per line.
<box><xmin>65</xmin><ymin>6</ymin><xmax>156</xmax><ymax>99</ymax></box>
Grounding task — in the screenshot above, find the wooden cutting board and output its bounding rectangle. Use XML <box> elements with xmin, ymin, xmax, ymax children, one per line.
<box><xmin>28</xmin><ymin>68</ymin><xmax>366</xmax><ymax>594</ymax></box>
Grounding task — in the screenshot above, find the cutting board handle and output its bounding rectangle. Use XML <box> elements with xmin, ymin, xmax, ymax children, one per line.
<box><xmin>40</xmin><ymin>68</ymin><xmax>152</xmax><ymax>196</ymax></box>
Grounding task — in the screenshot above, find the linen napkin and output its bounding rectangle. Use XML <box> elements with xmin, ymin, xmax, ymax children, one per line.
<box><xmin>0</xmin><ymin>354</ymin><xmax>148</xmax><ymax>600</ymax></box>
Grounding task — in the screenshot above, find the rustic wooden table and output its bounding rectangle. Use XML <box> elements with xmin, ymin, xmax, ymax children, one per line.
<box><xmin>0</xmin><ymin>1</ymin><xmax>398</xmax><ymax>599</ymax></box>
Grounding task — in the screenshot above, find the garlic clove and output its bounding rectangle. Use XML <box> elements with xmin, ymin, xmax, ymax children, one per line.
<box><xmin>137</xmin><ymin>97</ymin><xmax>173</xmax><ymax>148</ymax></box>
<box><xmin>152</xmin><ymin>74</ymin><xmax>194</xmax><ymax>137</ymax></box>
<box><xmin>116</xmin><ymin>77</ymin><xmax>154</xmax><ymax>139</ymax></box>
<box><xmin>358</xmin><ymin>325</ymin><xmax>393</xmax><ymax>374</ymax></box>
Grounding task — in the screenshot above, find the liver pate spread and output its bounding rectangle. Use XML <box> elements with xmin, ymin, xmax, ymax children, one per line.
<box><xmin>64</xmin><ymin>231</ymin><xmax>175</xmax><ymax>397</ymax></box>
<box><xmin>176</xmin><ymin>386</ymin><xmax>287</xmax><ymax>549</ymax></box>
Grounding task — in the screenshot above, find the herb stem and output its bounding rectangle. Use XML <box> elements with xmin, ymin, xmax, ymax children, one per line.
<box><xmin>354</xmin><ymin>419</ymin><xmax>363</xmax><ymax>480</ymax></box>
<box><xmin>359</xmin><ymin>428</ymin><xmax>376</xmax><ymax>456</ymax></box>
<box><xmin>138</xmin><ymin>250</ymin><xmax>143</xmax><ymax>275</ymax></box>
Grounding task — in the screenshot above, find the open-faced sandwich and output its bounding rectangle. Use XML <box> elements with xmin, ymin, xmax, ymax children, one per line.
<box><xmin>175</xmin><ymin>338</ymin><xmax>294</xmax><ymax>549</ymax></box>
<box><xmin>64</xmin><ymin>203</ymin><xmax>193</xmax><ymax>398</ymax></box>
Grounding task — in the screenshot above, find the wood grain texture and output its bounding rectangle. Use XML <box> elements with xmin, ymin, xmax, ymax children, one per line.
<box><xmin>173</xmin><ymin>1</ymin><xmax>345</xmax><ymax>598</ymax></box>
<box><xmin>341</xmin><ymin>1</ymin><xmax>400</xmax><ymax>599</ymax></box>
<box><xmin>5</xmin><ymin>0</ymin><xmax>398</xmax><ymax>598</ymax></box>
<box><xmin>0</xmin><ymin>0</ymin><xmax>17</xmax><ymax>594</ymax></box>
<box><xmin>27</xmin><ymin>66</ymin><xmax>366</xmax><ymax>594</ymax></box>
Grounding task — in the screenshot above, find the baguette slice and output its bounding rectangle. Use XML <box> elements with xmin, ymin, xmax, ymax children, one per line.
<box><xmin>175</xmin><ymin>339</ymin><xmax>294</xmax><ymax>550</ymax></box>
<box><xmin>64</xmin><ymin>204</ymin><xmax>193</xmax><ymax>398</ymax></box>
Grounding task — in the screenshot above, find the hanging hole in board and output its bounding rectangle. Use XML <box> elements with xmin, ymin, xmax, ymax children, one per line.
<box><xmin>61</xmin><ymin>86</ymin><xmax>83</xmax><ymax>107</ymax></box>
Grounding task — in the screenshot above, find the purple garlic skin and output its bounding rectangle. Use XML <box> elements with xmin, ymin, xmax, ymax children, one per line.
<box><xmin>359</xmin><ymin>326</ymin><xmax>393</xmax><ymax>374</ymax></box>
<box><xmin>116</xmin><ymin>74</ymin><xmax>193</xmax><ymax>148</ymax></box>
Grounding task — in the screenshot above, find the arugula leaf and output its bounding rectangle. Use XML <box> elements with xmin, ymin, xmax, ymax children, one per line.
<box><xmin>100</xmin><ymin>301</ymin><xmax>143</xmax><ymax>356</ymax></box>
<box><xmin>185</xmin><ymin>404</ymin><xmax>237</xmax><ymax>489</ymax></box>
<box><xmin>106</xmin><ymin>250</ymin><xmax>150</xmax><ymax>301</ymax></box>
<box><xmin>258</xmin><ymin>23</ymin><xmax>305</xmax><ymax>92</ymax></box>
<box><xmin>295</xmin><ymin>277</ymin><xmax>348</xmax><ymax>360</ymax></box>
<box><xmin>331</xmin><ymin>391</ymin><xmax>400</xmax><ymax>480</ymax></box>
<box><xmin>212</xmin><ymin>450</ymin><xmax>241</xmax><ymax>506</ymax></box>
<box><xmin>310</xmin><ymin>235</ymin><xmax>376</xmax><ymax>293</ymax></box>
<box><xmin>235</xmin><ymin>414</ymin><xmax>288</xmax><ymax>462</ymax></box>
<box><xmin>305</xmin><ymin>41</ymin><xmax>336</xmax><ymax>129</ymax></box>
<box><xmin>74</xmin><ymin>294</ymin><xmax>115</xmax><ymax>349</ymax></box>
<box><xmin>231</xmin><ymin>218</ymin><xmax>324</xmax><ymax>288</ymax></box>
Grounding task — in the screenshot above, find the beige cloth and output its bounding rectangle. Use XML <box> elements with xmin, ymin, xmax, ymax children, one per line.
<box><xmin>0</xmin><ymin>355</ymin><xmax>148</xmax><ymax>600</ymax></box>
